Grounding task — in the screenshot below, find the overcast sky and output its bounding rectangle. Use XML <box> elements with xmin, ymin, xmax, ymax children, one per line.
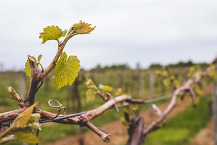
<box><xmin>0</xmin><ymin>0</ymin><xmax>217</xmax><ymax>70</ymax></box>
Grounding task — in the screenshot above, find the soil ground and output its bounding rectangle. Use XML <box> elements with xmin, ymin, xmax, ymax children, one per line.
<box><xmin>48</xmin><ymin>100</ymin><xmax>189</xmax><ymax>145</ymax></box>
<box><xmin>189</xmin><ymin>119</ymin><xmax>214</xmax><ymax>145</ymax></box>
<box><xmin>47</xmin><ymin>86</ymin><xmax>213</xmax><ymax>145</ymax></box>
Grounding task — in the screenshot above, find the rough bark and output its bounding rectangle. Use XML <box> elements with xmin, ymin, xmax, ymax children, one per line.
<box><xmin>212</xmin><ymin>83</ymin><xmax>217</xmax><ymax>145</ymax></box>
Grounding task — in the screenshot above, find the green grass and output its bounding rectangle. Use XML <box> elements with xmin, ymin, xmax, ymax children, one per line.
<box><xmin>33</xmin><ymin>98</ymin><xmax>169</xmax><ymax>144</ymax></box>
<box><xmin>3</xmin><ymin>95</ymin><xmax>211</xmax><ymax>145</ymax></box>
<box><xmin>144</xmin><ymin>95</ymin><xmax>212</xmax><ymax>145</ymax></box>
<box><xmin>0</xmin><ymin>68</ymin><xmax>207</xmax><ymax>145</ymax></box>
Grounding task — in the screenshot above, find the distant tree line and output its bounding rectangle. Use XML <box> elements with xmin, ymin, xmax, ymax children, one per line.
<box><xmin>0</xmin><ymin>60</ymin><xmax>210</xmax><ymax>73</ymax></box>
<box><xmin>91</xmin><ymin>60</ymin><xmax>209</xmax><ymax>71</ymax></box>
<box><xmin>91</xmin><ymin>64</ymin><xmax>130</xmax><ymax>71</ymax></box>
<box><xmin>149</xmin><ymin>60</ymin><xmax>209</xmax><ymax>69</ymax></box>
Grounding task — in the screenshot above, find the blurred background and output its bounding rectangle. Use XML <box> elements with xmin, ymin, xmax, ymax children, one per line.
<box><xmin>0</xmin><ymin>0</ymin><xmax>217</xmax><ymax>145</ymax></box>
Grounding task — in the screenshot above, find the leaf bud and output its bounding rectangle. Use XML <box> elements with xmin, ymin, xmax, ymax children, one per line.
<box><xmin>28</xmin><ymin>122</ymin><xmax>41</xmax><ymax>131</ymax></box>
<box><xmin>28</xmin><ymin>113</ymin><xmax>41</xmax><ymax>123</ymax></box>
<box><xmin>7</xmin><ymin>86</ymin><xmax>22</xmax><ymax>102</ymax></box>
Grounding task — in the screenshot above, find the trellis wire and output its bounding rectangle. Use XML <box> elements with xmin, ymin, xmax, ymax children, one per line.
<box><xmin>40</xmin><ymin>94</ymin><xmax>172</xmax><ymax>123</ymax></box>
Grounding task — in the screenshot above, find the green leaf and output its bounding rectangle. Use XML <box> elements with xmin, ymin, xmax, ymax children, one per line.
<box><xmin>188</xmin><ymin>65</ymin><xmax>201</xmax><ymax>78</ymax></box>
<box><xmin>7</xmin><ymin>86</ymin><xmax>22</xmax><ymax>102</ymax></box>
<box><xmin>161</xmin><ymin>71</ymin><xmax>169</xmax><ymax>77</ymax></box>
<box><xmin>115</xmin><ymin>88</ymin><xmax>123</xmax><ymax>96</ymax></box>
<box><xmin>38</xmin><ymin>55</ymin><xmax>42</xmax><ymax>63</ymax></box>
<box><xmin>0</xmin><ymin>103</ymin><xmax>40</xmax><ymax>144</ymax></box>
<box><xmin>195</xmin><ymin>97</ymin><xmax>200</xmax><ymax>105</ymax></box>
<box><xmin>123</xmin><ymin>105</ymin><xmax>139</xmax><ymax>114</ymax></box>
<box><xmin>86</xmin><ymin>79</ymin><xmax>96</xmax><ymax>89</ymax></box>
<box><xmin>13</xmin><ymin>132</ymin><xmax>39</xmax><ymax>143</ymax></box>
<box><xmin>120</xmin><ymin>117</ymin><xmax>128</xmax><ymax>126</ymax></box>
<box><xmin>24</xmin><ymin>56</ymin><xmax>41</xmax><ymax>77</ymax></box>
<box><xmin>208</xmin><ymin>64</ymin><xmax>217</xmax><ymax>81</ymax></box>
<box><xmin>174</xmin><ymin>80</ymin><xmax>180</xmax><ymax>87</ymax></box>
<box><xmin>103</xmin><ymin>85</ymin><xmax>113</xmax><ymax>92</ymax></box>
<box><xmin>195</xmin><ymin>86</ymin><xmax>203</xmax><ymax>96</ymax></box>
<box><xmin>123</xmin><ymin>106</ymin><xmax>131</xmax><ymax>114</ymax></box>
<box><xmin>98</xmin><ymin>84</ymin><xmax>104</xmax><ymax>90</ymax></box>
<box><xmin>0</xmin><ymin>136</ymin><xmax>16</xmax><ymax>144</ymax></box>
<box><xmin>25</xmin><ymin>60</ymin><xmax>31</xmax><ymax>77</ymax></box>
<box><xmin>86</xmin><ymin>89</ymin><xmax>96</xmax><ymax>103</ymax></box>
<box><xmin>155</xmin><ymin>71</ymin><xmax>161</xmax><ymax>76</ymax></box>
<box><xmin>163</xmin><ymin>79</ymin><xmax>171</xmax><ymax>87</ymax></box>
<box><xmin>54</xmin><ymin>52</ymin><xmax>80</xmax><ymax>90</ymax></box>
<box><xmin>32</xmin><ymin>56</ymin><xmax>37</xmax><ymax>63</ymax></box>
<box><xmin>12</xmin><ymin>103</ymin><xmax>38</xmax><ymax>128</ymax></box>
<box><xmin>73</xmin><ymin>20</ymin><xmax>96</xmax><ymax>34</ymax></box>
<box><xmin>99</xmin><ymin>84</ymin><xmax>113</xmax><ymax>92</ymax></box>
<box><xmin>39</xmin><ymin>25</ymin><xmax>67</xmax><ymax>44</ymax></box>
<box><xmin>132</xmin><ymin>105</ymin><xmax>139</xmax><ymax>111</ymax></box>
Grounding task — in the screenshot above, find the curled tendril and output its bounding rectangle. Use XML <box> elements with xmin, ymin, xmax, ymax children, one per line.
<box><xmin>48</xmin><ymin>99</ymin><xmax>66</xmax><ymax>119</ymax></box>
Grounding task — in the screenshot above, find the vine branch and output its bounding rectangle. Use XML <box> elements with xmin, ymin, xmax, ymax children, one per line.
<box><xmin>25</xmin><ymin>56</ymin><xmax>40</xmax><ymax>106</ymax></box>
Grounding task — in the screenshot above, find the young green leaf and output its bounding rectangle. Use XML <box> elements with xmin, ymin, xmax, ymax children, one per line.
<box><xmin>194</xmin><ymin>86</ymin><xmax>203</xmax><ymax>96</ymax></box>
<box><xmin>99</xmin><ymin>84</ymin><xmax>113</xmax><ymax>92</ymax></box>
<box><xmin>115</xmin><ymin>88</ymin><xmax>123</xmax><ymax>96</ymax></box>
<box><xmin>7</xmin><ymin>86</ymin><xmax>22</xmax><ymax>102</ymax></box>
<box><xmin>155</xmin><ymin>71</ymin><xmax>161</xmax><ymax>76</ymax></box>
<box><xmin>123</xmin><ymin>106</ymin><xmax>131</xmax><ymax>114</ymax></box>
<box><xmin>188</xmin><ymin>65</ymin><xmax>201</xmax><ymax>78</ymax></box>
<box><xmin>120</xmin><ymin>117</ymin><xmax>128</xmax><ymax>126</ymax></box>
<box><xmin>98</xmin><ymin>84</ymin><xmax>104</xmax><ymax>90</ymax></box>
<box><xmin>103</xmin><ymin>85</ymin><xmax>113</xmax><ymax>92</ymax></box>
<box><xmin>86</xmin><ymin>79</ymin><xmax>97</xmax><ymax>89</ymax></box>
<box><xmin>195</xmin><ymin>97</ymin><xmax>200</xmax><ymax>105</ymax></box>
<box><xmin>72</xmin><ymin>21</ymin><xmax>96</xmax><ymax>34</ymax></box>
<box><xmin>25</xmin><ymin>60</ymin><xmax>31</xmax><ymax>77</ymax></box>
<box><xmin>86</xmin><ymin>89</ymin><xmax>96</xmax><ymax>103</ymax></box>
<box><xmin>54</xmin><ymin>52</ymin><xmax>80</xmax><ymax>90</ymax></box>
<box><xmin>24</xmin><ymin>55</ymin><xmax>42</xmax><ymax>77</ymax></box>
<box><xmin>208</xmin><ymin>64</ymin><xmax>217</xmax><ymax>81</ymax></box>
<box><xmin>163</xmin><ymin>79</ymin><xmax>171</xmax><ymax>87</ymax></box>
<box><xmin>123</xmin><ymin>105</ymin><xmax>139</xmax><ymax>115</ymax></box>
<box><xmin>13</xmin><ymin>132</ymin><xmax>39</xmax><ymax>143</ymax></box>
<box><xmin>0</xmin><ymin>136</ymin><xmax>16</xmax><ymax>144</ymax></box>
<box><xmin>161</xmin><ymin>71</ymin><xmax>169</xmax><ymax>77</ymax></box>
<box><xmin>39</xmin><ymin>25</ymin><xmax>67</xmax><ymax>44</ymax></box>
<box><xmin>0</xmin><ymin>103</ymin><xmax>40</xmax><ymax>144</ymax></box>
<box><xmin>174</xmin><ymin>80</ymin><xmax>180</xmax><ymax>87</ymax></box>
<box><xmin>38</xmin><ymin>55</ymin><xmax>42</xmax><ymax>63</ymax></box>
<box><xmin>132</xmin><ymin>105</ymin><xmax>139</xmax><ymax>111</ymax></box>
<box><xmin>12</xmin><ymin>103</ymin><xmax>38</xmax><ymax>128</ymax></box>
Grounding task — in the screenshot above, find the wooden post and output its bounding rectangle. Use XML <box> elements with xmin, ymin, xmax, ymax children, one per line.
<box><xmin>90</xmin><ymin>71</ymin><xmax>95</xmax><ymax>82</ymax></box>
<box><xmin>136</xmin><ymin>63</ymin><xmax>145</xmax><ymax>99</ymax></box>
<box><xmin>149</xmin><ymin>71</ymin><xmax>154</xmax><ymax>116</ymax></box>
<box><xmin>139</xmin><ymin>74</ymin><xmax>145</xmax><ymax>99</ymax></box>
<box><xmin>44</xmin><ymin>76</ymin><xmax>50</xmax><ymax>97</ymax></box>
<box><xmin>212</xmin><ymin>83</ymin><xmax>217</xmax><ymax>145</ymax></box>
<box><xmin>0</xmin><ymin>63</ymin><xmax>3</xmax><ymax>72</ymax></box>
<box><xmin>18</xmin><ymin>71</ymin><xmax>25</xmax><ymax>98</ymax></box>
<box><xmin>118</xmin><ymin>71</ymin><xmax>124</xmax><ymax>88</ymax></box>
